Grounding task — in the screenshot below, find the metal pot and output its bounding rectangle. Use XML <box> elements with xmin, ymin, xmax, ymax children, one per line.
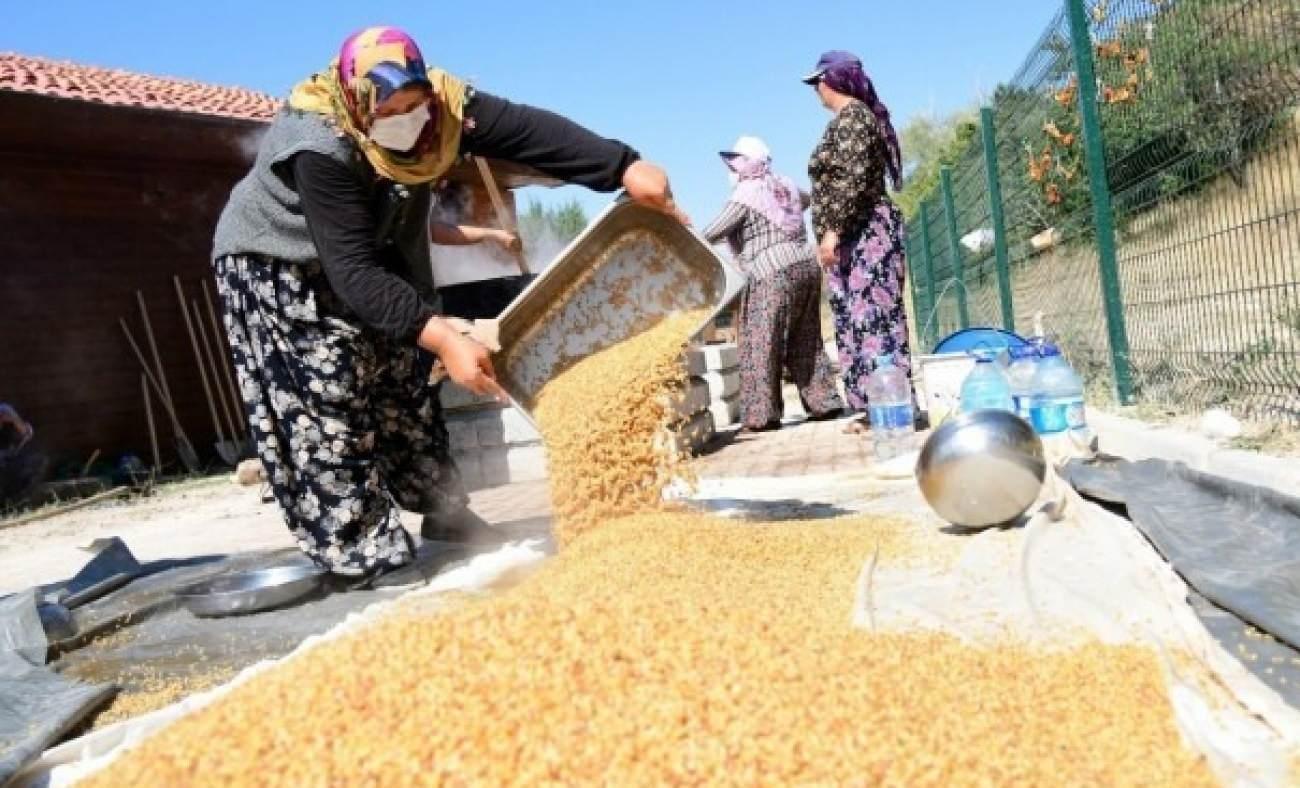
<box><xmin>915</xmin><ymin>410</ymin><xmax>1046</xmax><ymax>528</ymax></box>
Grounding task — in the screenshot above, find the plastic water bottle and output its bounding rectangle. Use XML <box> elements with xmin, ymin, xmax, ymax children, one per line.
<box><xmin>1027</xmin><ymin>344</ymin><xmax>1087</xmax><ymax>435</ymax></box>
<box><xmin>1005</xmin><ymin>346</ymin><xmax>1040</xmax><ymax>422</ymax></box>
<box><xmin>959</xmin><ymin>354</ymin><xmax>1015</xmax><ymax>413</ymax></box>
<box><xmin>864</xmin><ymin>355</ymin><xmax>915</xmax><ymax>460</ymax></box>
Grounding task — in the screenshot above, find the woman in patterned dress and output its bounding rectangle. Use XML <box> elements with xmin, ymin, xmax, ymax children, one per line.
<box><xmin>702</xmin><ymin>136</ymin><xmax>843</xmax><ymax>431</ymax></box>
<box><xmin>805</xmin><ymin>51</ymin><xmax>914</xmax><ymax>434</ymax></box>
<box><xmin>211</xmin><ymin>27</ymin><xmax>684</xmax><ymax>587</ymax></box>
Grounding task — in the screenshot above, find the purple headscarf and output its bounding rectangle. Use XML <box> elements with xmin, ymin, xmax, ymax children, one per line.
<box><xmin>819</xmin><ymin>54</ymin><xmax>903</xmax><ymax>190</ymax></box>
<box><xmin>723</xmin><ymin>154</ymin><xmax>807</xmax><ymax>240</ymax></box>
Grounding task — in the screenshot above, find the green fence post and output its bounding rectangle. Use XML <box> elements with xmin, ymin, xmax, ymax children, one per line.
<box><xmin>1066</xmin><ymin>0</ymin><xmax>1135</xmax><ymax>404</ymax></box>
<box><xmin>903</xmin><ymin>231</ymin><xmax>923</xmax><ymax>330</ymax></box>
<box><xmin>980</xmin><ymin>107</ymin><xmax>1015</xmax><ymax>332</ymax></box>
<box><xmin>918</xmin><ymin>201</ymin><xmax>939</xmax><ymax>348</ymax></box>
<box><xmin>939</xmin><ymin>167</ymin><xmax>970</xmax><ymax>328</ymax></box>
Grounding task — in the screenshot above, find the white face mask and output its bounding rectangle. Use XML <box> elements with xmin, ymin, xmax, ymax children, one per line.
<box><xmin>369</xmin><ymin>103</ymin><xmax>430</xmax><ymax>151</ymax></box>
<box><xmin>728</xmin><ymin>171</ymin><xmax>740</xmax><ymax>186</ymax></box>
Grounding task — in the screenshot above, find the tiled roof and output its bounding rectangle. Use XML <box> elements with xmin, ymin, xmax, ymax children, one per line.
<box><xmin>0</xmin><ymin>52</ymin><xmax>280</xmax><ymax>122</ymax></box>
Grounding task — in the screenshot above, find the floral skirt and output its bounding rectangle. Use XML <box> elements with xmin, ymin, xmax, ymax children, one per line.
<box><xmin>213</xmin><ymin>254</ymin><xmax>467</xmax><ymax>577</ymax></box>
<box><xmin>737</xmin><ymin>258</ymin><xmax>843</xmax><ymax>427</ymax></box>
<box><xmin>826</xmin><ymin>202</ymin><xmax>913</xmax><ymax>412</ymax></box>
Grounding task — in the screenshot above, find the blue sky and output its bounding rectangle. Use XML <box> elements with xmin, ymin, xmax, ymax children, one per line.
<box><xmin>3</xmin><ymin>0</ymin><xmax>1055</xmax><ymax>224</ymax></box>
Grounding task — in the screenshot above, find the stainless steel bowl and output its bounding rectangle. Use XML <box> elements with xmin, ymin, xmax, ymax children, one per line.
<box><xmin>175</xmin><ymin>564</ymin><xmax>327</xmax><ymax>618</ymax></box>
<box><xmin>915</xmin><ymin>410</ymin><xmax>1046</xmax><ymax>528</ymax></box>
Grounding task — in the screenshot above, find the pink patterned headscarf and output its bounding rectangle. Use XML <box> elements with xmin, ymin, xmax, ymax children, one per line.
<box><xmin>723</xmin><ymin>154</ymin><xmax>807</xmax><ymax>241</ymax></box>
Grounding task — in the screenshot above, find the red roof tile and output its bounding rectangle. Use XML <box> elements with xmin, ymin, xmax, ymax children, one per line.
<box><xmin>0</xmin><ymin>52</ymin><xmax>280</xmax><ymax>122</ymax></box>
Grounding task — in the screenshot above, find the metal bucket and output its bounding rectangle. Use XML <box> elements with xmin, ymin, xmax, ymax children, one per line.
<box><xmin>494</xmin><ymin>198</ymin><xmax>746</xmax><ymax>418</ymax></box>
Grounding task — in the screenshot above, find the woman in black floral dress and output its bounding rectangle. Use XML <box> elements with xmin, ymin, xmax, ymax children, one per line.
<box><xmin>211</xmin><ymin>27</ymin><xmax>684</xmax><ymax>586</ymax></box>
<box><xmin>805</xmin><ymin>51</ymin><xmax>913</xmax><ymax>433</ymax></box>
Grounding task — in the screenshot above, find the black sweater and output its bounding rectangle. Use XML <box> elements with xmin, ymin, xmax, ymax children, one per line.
<box><xmin>293</xmin><ymin>91</ymin><xmax>639</xmax><ymax>342</ymax></box>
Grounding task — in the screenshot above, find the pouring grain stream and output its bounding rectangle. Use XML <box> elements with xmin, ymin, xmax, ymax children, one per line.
<box><xmin>533</xmin><ymin>310</ymin><xmax>706</xmax><ymax>547</ymax></box>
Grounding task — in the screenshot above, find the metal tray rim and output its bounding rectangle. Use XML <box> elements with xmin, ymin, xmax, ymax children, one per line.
<box><xmin>492</xmin><ymin>195</ymin><xmax>746</xmax><ymax>422</ymax></box>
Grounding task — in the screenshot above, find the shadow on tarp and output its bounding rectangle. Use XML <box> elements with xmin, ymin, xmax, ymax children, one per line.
<box><xmin>1062</xmin><ymin>456</ymin><xmax>1300</xmax><ymax>708</ymax></box>
<box><xmin>688</xmin><ymin>498</ymin><xmax>853</xmax><ymax>522</ymax></box>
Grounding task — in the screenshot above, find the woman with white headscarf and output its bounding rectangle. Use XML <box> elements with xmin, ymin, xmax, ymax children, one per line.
<box><xmin>702</xmin><ymin>136</ymin><xmax>844</xmax><ymax>432</ymax></box>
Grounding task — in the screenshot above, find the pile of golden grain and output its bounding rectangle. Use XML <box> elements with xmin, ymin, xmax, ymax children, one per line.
<box><xmin>86</xmin><ymin>513</ymin><xmax>1211</xmax><ymax>786</ymax></box>
<box><xmin>84</xmin><ymin>312</ymin><xmax>1212</xmax><ymax>785</ymax></box>
<box><xmin>533</xmin><ymin>310</ymin><xmax>703</xmax><ymax>547</ymax></box>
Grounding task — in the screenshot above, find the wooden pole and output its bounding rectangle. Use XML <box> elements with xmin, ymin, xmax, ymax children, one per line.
<box><xmin>193</xmin><ymin>297</ymin><xmax>241</xmax><ymax>443</ymax></box>
<box><xmin>143</xmin><ymin>373</ymin><xmax>160</xmax><ymax>474</ymax></box>
<box><xmin>120</xmin><ymin>318</ymin><xmax>199</xmax><ymax>471</ymax></box>
<box><xmin>135</xmin><ymin>291</ymin><xmax>176</xmax><ymax>410</ymax></box>
<box><xmin>174</xmin><ymin>277</ymin><xmax>227</xmax><ymax>444</ymax></box>
<box><xmin>474</xmin><ymin>156</ymin><xmax>529</xmax><ymax>275</ymax></box>
<box><xmin>200</xmin><ymin>280</ymin><xmax>247</xmax><ymax>431</ymax></box>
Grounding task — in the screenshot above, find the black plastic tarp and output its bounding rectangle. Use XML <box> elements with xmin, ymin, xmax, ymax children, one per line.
<box><xmin>1062</xmin><ymin>456</ymin><xmax>1300</xmax><ymax>705</ymax></box>
<box><xmin>0</xmin><ymin>590</ymin><xmax>115</xmax><ymax>787</ymax></box>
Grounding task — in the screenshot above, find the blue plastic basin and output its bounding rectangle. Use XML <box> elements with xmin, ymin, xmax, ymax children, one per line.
<box><xmin>931</xmin><ymin>327</ymin><xmax>1030</xmax><ymax>355</ymax></box>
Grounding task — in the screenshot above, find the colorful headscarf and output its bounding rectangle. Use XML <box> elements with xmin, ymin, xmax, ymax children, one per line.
<box><xmin>723</xmin><ymin>153</ymin><xmax>807</xmax><ymax>240</ymax></box>
<box><xmin>819</xmin><ymin>53</ymin><xmax>903</xmax><ymax>190</ymax></box>
<box><xmin>288</xmin><ymin>26</ymin><xmax>468</xmax><ymax>185</ymax></box>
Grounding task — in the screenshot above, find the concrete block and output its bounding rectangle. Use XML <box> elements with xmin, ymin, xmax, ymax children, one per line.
<box><xmin>481</xmin><ymin>447</ymin><xmax>511</xmax><ymax>488</ymax></box>
<box><xmin>452</xmin><ymin>451</ymin><xmax>485</xmax><ymax>492</ymax></box>
<box><xmin>687</xmin><ymin>344</ymin><xmax>739</xmax><ymax>375</ymax></box>
<box><xmin>699</xmin><ymin>370</ymin><xmax>741</xmax><ymax>401</ymax></box>
<box><xmin>439</xmin><ymin>382</ymin><xmax>498</xmax><ymax>411</ymax></box>
<box><xmin>444</xmin><ymin>417</ymin><xmax>479</xmax><ymax>453</ymax></box>
<box><xmin>506</xmin><ymin>443</ymin><xmax>549</xmax><ymax>482</ymax></box>
<box><xmin>476</xmin><ymin>413</ymin><xmax>507</xmax><ymax>449</ymax></box>
<box><xmin>660</xmin><ymin>410</ymin><xmax>715</xmax><ymax>456</ymax></box>
<box><xmin>673</xmin><ymin>379</ymin><xmax>712</xmax><ymax>418</ymax></box>
<box><xmin>709</xmin><ymin>395</ymin><xmax>742</xmax><ymax>429</ymax></box>
<box><xmin>473</xmin><ymin>444</ymin><xmax>550</xmax><ymax>489</ymax></box>
<box><xmin>500</xmin><ymin>406</ymin><xmax>541</xmax><ymax>444</ymax></box>
<box><xmin>678</xmin><ymin>410</ymin><xmax>716</xmax><ymax>455</ymax></box>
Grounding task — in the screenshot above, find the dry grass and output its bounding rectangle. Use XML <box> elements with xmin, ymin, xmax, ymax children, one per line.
<box><xmin>83</xmin><ymin>513</ymin><xmax>1213</xmax><ymax>787</ymax></box>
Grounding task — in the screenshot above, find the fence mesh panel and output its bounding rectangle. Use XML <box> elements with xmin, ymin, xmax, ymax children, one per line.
<box><xmin>907</xmin><ymin>0</ymin><xmax>1300</xmax><ymax>419</ymax></box>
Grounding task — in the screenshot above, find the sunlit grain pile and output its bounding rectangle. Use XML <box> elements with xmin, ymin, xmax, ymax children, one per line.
<box><xmin>534</xmin><ymin>310</ymin><xmax>704</xmax><ymax>546</ymax></box>
<box><xmin>86</xmin><ymin>513</ymin><xmax>1211</xmax><ymax>787</ymax></box>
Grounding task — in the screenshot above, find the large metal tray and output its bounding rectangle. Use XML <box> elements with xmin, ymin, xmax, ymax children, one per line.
<box><xmin>495</xmin><ymin>198</ymin><xmax>746</xmax><ymax>416</ymax></box>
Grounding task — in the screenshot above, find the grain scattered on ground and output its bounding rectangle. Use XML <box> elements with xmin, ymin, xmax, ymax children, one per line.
<box><xmin>85</xmin><ymin>513</ymin><xmax>1212</xmax><ymax>787</ymax></box>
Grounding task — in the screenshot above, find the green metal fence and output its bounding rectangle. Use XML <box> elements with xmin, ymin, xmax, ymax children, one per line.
<box><xmin>908</xmin><ymin>0</ymin><xmax>1300</xmax><ymax>420</ymax></box>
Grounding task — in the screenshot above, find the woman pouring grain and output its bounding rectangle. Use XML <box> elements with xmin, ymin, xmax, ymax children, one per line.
<box><xmin>211</xmin><ymin>26</ymin><xmax>685</xmax><ymax>587</ymax></box>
